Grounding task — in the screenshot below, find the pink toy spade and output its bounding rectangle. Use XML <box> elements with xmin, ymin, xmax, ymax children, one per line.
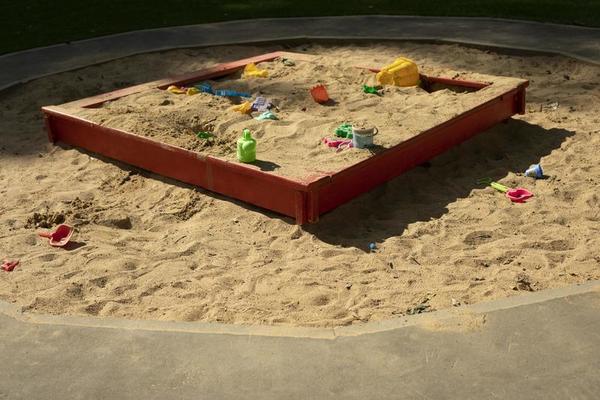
<box><xmin>38</xmin><ymin>224</ymin><xmax>74</xmax><ymax>247</ymax></box>
<box><xmin>479</xmin><ymin>178</ymin><xmax>533</xmax><ymax>203</ymax></box>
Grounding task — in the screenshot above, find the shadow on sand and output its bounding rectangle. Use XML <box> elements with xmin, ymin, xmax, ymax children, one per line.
<box><xmin>304</xmin><ymin>119</ymin><xmax>573</xmax><ymax>249</ymax></box>
<box><xmin>44</xmin><ymin>118</ymin><xmax>572</xmax><ymax>252</ymax></box>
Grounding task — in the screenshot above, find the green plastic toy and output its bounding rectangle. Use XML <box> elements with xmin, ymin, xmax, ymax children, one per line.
<box><xmin>362</xmin><ymin>85</ymin><xmax>382</xmax><ymax>96</ymax></box>
<box><xmin>196</xmin><ymin>131</ymin><xmax>214</xmax><ymax>139</ymax></box>
<box><xmin>478</xmin><ymin>178</ymin><xmax>509</xmax><ymax>192</ymax></box>
<box><xmin>335</xmin><ymin>123</ymin><xmax>353</xmax><ymax>139</ymax></box>
<box><xmin>237</xmin><ymin>129</ymin><xmax>256</xmax><ymax>163</ymax></box>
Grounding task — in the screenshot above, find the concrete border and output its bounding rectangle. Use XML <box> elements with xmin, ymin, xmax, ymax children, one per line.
<box><xmin>1</xmin><ymin>280</ymin><xmax>598</xmax><ymax>339</ymax></box>
<box><xmin>1</xmin><ymin>15</ymin><xmax>599</xmax><ymax>91</ymax></box>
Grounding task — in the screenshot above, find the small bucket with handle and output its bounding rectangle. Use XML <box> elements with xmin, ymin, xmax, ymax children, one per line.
<box><xmin>351</xmin><ymin>126</ymin><xmax>378</xmax><ymax>149</ymax></box>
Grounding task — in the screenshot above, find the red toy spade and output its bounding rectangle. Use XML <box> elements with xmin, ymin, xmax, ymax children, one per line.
<box><xmin>479</xmin><ymin>178</ymin><xmax>533</xmax><ymax>203</ymax></box>
<box><xmin>38</xmin><ymin>224</ymin><xmax>74</xmax><ymax>247</ymax></box>
<box><xmin>505</xmin><ymin>187</ymin><xmax>534</xmax><ymax>203</ymax></box>
<box><xmin>1</xmin><ymin>260</ymin><xmax>19</xmax><ymax>272</ymax></box>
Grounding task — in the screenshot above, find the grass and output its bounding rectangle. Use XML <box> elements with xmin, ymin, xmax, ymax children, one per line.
<box><xmin>2</xmin><ymin>0</ymin><xmax>600</xmax><ymax>54</ymax></box>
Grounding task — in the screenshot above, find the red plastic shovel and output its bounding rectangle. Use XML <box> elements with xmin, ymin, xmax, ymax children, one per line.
<box><xmin>38</xmin><ymin>224</ymin><xmax>74</xmax><ymax>247</ymax></box>
<box><xmin>479</xmin><ymin>178</ymin><xmax>533</xmax><ymax>203</ymax></box>
<box><xmin>1</xmin><ymin>260</ymin><xmax>19</xmax><ymax>272</ymax></box>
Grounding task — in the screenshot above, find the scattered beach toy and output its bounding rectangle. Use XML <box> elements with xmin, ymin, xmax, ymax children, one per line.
<box><xmin>166</xmin><ymin>85</ymin><xmax>186</xmax><ymax>94</ymax></box>
<box><xmin>543</xmin><ymin>102</ymin><xmax>559</xmax><ymax>111</ymax></box>
<box><xmin>322</xmin><ymin>138</ymin><xmax>352</xmax><ymax>151</ymax></box>
<box><xmin>335</xmin><ymin>123</ymin><xmax>353</xmax><ymax>139</ymax></box>
<box><xmin>362</xmin><ymin>85</ymin><xmax>382</xmax><ymax>95</ymax></box>
<box><xmin>525</xmin><ymin>164</ymin><xmax>544</xmax><ymax>179</ymax></box>
<box><xmin>505</xmin><ymin>188</ymin><xmax>534</xmax><ymax>202</ymax></box>
<box><xmin>237</xmin><ymin>129</ymin><xmax>256</xmax><ymax>163</ymax></box>
<box><xmin>1</xmin><ymin>259</ymin><xmax>19</xmax><ymax>272</ymax></box>
<box><xmin>195</xmin><ymin>83</ymin><xmax>214</xmax><ymax>93</ymax></box>
<box><xmin>196</xmin><ymin>131</ymin><xmax>214</xmax><ymax>139</ymax></box>
<box><xmin>352</xmin><ymin>126</ymin><xmax>378</xmax><ymax>149</ymax></box>
<box><xmin>255</xmin><ymin>111</ymin><xmax>279</xmax><ymax>120</ymax></box>
<box><xmin>214</xmin><ymin>89</ymin><xmax>251</xmax><ymax>98</ymax></box>
<box><xmin>376</xmin><ymin>57</ymin><xmax>419</xmax><ymax>87</ymax></box>
<box><xmin>310</xmin><ymin>84</ymin><xmax>330</xmax><ymax>104</ymax></box>
<box><xmin>243</xmin><ymin>63</ymin><xmax>268</xmax><ymax>78</ymax></box>
<box><xmin>282</xmin><ymin>58</ymin><xmax>295</xmax><ymax>66</ymax></box>
<box><xmin>479</xmin><ymin>178</ymin><xmax>534</xmax><ymax>203</ymax></box>
<box><xmin>231</xmin><ymin>101</ymin><xmax>253</xmax><ymax>114</ymax></box>
<box><xmin>38</xmin><ymin>224</ymin><xmax>74</xmax><ymax>247</ymax></box>
<box><xmin>369</xmin><ymin>243</ymin><xmax>377</xmax><ymax>251</ymax></box>
<box><xmin>186</xmin><ymin>87</ymin><xmax>200</xmax><ymax>96</ymax></box>
<box><xmin>252</xmin><ymin>96</ymin><xmax>272</xmax><ymax>112</ymax></box>
<box><xmin>194</xmin><ymin>83</ymin><xmax>251</xmax><ymax>98</ymax></box>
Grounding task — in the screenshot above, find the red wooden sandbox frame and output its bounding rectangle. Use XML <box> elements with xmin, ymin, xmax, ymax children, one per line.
<box><xmin>42</xmin><ymin>51</ymin><xmax>528</xmax><ymax>224</ymax></box>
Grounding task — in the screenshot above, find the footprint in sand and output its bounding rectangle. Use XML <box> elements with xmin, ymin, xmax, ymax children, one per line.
<box><xmin>89</xmin><ymin>276</ymin><xmax>109</xmax><ymax>288</ymax></box>
<box><xmin>530</xmin><ymin>239</ymin><xmax>574</xmax><ymax>252</ymax></box>
<box><xmin>83</xmin><ymin>301</ymin><xmax>106</xmax><ymax>316</ymax></box>
<box><xmin>310</xmin><ymin>294</ymin><xmax>331</xmax><ymax>306</ymax></box>
<box><xmin>38</xmin><ymin>253</ymin><xmax>58</xmax><ymax>262</ymax></box>
<box><xmin>122</xmin><ymin>261</ymin><xmax>138</xmax><ymax>271</ymax></box>
<box><xmin>463</xmin><ymin>230</ymin><xmax>499</xmax><ymax>246</ymax></box>
<box><xmin>140</xmin><ymin>284</ymin><xmax>164</xmax><ymax>297</ymax></box>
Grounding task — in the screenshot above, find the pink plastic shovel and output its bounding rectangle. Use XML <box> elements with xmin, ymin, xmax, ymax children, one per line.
<box><xmin>505</xmin><ymin>187</ymin><xmax>534</xmax><ymax>202</ymax></box>
<box><xmin>322</xmin><ymin>137</ymin><xmax>353</xmax><ymax>152</ymax></box>
<box><xmin>38</xmin><ymin>224</ymin><xmax>74</xmax><ymax>247</ymax></box>
<box><xmin>482</xmin><ymin>179</ymin><xmax>533</xmax><ymax>203</ymax></box>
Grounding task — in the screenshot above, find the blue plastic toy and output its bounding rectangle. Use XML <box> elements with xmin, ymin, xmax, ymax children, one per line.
<box><xmin>525</xmin><ymin>164</ymin><xmax>544</xmax><ymax>179</ymax></box>
<box><xmin>194</xmin><ymin>83</ymin><xmax>250</xmax><ymax>98</ymax></box>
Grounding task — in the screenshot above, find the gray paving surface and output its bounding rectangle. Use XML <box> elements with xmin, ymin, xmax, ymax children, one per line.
<box><xmin>1</xmin><ymin>283</ymin><xmax>600</xmax><ymax>399</ymax></box>
<box><xmin>1</xmin><ymin>16</ymin><xmax>599</xmax><ymax>91</ymax></box>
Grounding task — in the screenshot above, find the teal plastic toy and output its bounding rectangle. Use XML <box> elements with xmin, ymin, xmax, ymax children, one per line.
<box><xmin>255</xmin><ymin>111</ymin><xmax>279</xmax><ymax>120</ymax></box>
<box><xmin>237</xmin><ymin>129</ymin><xmax>256</xmax><ymax>163</ymax></box>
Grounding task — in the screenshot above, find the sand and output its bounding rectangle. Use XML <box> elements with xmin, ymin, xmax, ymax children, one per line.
<box><xmin>65</xmin><ymin>55</ymin><xmax>524</xmax><ymax>179</ymax></box>
<box><xmin>0</xmin><ymin>42</ymin><xmax>599</xmax><ymax>327</ymax></box>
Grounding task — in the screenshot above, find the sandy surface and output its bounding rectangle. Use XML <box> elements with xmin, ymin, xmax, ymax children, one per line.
<box><xmin>65</xmin><ymin>55</ymin><xmax>524</xmax><ymax>179</ymax></box>
<box><xmin>0</xmin><ymin>42</ymin><xmax>599</xmax><ymax>327</ymax></box>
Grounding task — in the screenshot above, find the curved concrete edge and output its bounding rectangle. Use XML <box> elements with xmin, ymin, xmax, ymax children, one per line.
<box><xmin>1</xmin><ymin>15</ymin><xmax>599</xmax><ymax>92</ymax></box>
<box><xmin>1</xmin><ymin>280</ymin><xmax>599</xmax><ymax>339</ymax></box>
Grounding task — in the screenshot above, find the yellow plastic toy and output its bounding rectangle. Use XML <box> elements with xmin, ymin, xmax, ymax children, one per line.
<box><xmin>231</xmin><ymin>101</ymin><xmax>253</xmax><ymax>114</ymax></box>
<box><xmin>186</xmin><ymin>87</ymin><xmax>200</xmax><ymax>96</ymax></box>
<box><xmin>376</xmin><ymin>57</ymin><xmax>419</xmax><ymax>87</ymax></box>
<box><xmin>166</xmin><ymin>85</ymin><xmax>186</xmax><ymax>94</ymax></box>
<box><xmin>242</xmin><ymin>63</ymin><xmax>268</xmax><ymax>78</ymax></box>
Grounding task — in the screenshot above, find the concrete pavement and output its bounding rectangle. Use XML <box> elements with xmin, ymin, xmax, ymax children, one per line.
<box><xmin>1</xmin><ymin>16</ymin><xmax>600</xmax><ymax>91</ymax></box>
<box><xmin>1</xmin><ymin>281</ymin><xmax>600</xmax><ymax>399</ymax></box>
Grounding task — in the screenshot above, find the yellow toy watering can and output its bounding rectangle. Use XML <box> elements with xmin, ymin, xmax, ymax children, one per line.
<box><xmin>376</xmin><ymin>57</ymin><xmax>419</xmax><ymax>87</ymax></box>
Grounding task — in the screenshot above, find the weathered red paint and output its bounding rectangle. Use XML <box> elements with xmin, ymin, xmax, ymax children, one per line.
<box><xmin>42</xmin><ymin>51</ymin><xmax>528</xmax><ymax>224</ymax></box>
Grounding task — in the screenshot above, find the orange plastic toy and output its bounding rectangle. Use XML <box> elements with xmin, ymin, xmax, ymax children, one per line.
<box><xmin>310</xmin><ymin>84</ymin><xmax>329</xmax><ymax>104</ymax></box>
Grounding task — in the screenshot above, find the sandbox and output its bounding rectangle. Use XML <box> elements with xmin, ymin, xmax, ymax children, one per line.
<box><xmin>4</xmin><ymin>41</ymin><xmax>599</xmax><ymax>327</ymax></box>
<box><xmin>42</xmin><ymin>51</ymin><xmax>527</xmax><ymax>223</ymax></box>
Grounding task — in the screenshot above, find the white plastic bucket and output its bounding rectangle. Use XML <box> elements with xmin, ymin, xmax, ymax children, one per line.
<box><xmin>351</xmin><ymin>126</ymin><xmax>378</xmax><ymax>149</ymax></box>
